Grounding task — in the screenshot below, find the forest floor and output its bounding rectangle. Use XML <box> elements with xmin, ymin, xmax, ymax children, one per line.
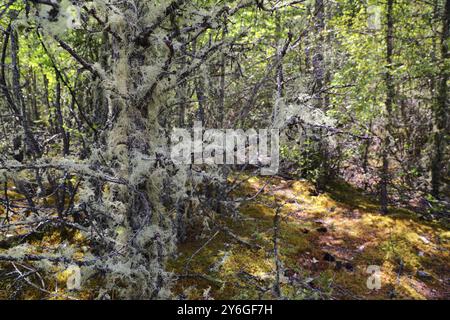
<box><xmin>0</xmin><ymin>173</ymin><xmax>449</xmax><ymax>299</ymax></box>
<box><xmin>169</xmin><ymin>173</ymin><xmax>450</xmax><ymax>300</ymax></box>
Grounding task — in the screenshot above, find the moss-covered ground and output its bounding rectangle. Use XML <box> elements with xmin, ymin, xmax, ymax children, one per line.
<box><xmin>1</xmin><ymin>173</ymin><xmax>448</xmax><ymax>299</ymax></box>
<box><xmin>168</xmin><ymin>173</ymin><xmax>449</xmax><ymax>300</ymax></box>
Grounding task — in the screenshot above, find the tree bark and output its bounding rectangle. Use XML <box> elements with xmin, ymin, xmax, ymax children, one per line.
<box><xmin>431</xmin><ymin>0</ymin><xmax>449</xmax><ymax>199</ymax></box>
<box><xmin>10</xmin><ymin>14</ymin><xmax>40</xmax><ymax>158</ymax></box>
<box><xmin>380</xmin><ymin>0</ymin><xmax>395</xmax><ymax>214</ymax></box>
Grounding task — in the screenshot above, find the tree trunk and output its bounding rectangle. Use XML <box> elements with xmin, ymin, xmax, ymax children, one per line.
<box><xmin>218</xmin><ymin>17</ymin><xmax>227</xmax><ymax>127</ymax></box>
<box><xmin>54</xmin><ymin>79</ymin><xmax>70</xmax><ymax>156</ymax></box>
<box><xmin>89</xmin><ymin>4</ymin><xmax>185</xmax><ymax>299</ymax></box>
<box><xmin>9</xmin><ymin>14</ymin><xmax>40</xmax><ymax>159</ymax></box>
<box><xmin>431</xmin><ymin>0</ymin><xmax>449</xmax><ymax>199</ymax></box>
<box><xmin>380</xmin><ymin>0</ymin><xmax>395</xmax><ymax>214</ymax></box>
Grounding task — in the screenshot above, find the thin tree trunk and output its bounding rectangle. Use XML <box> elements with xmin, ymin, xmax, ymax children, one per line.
<box><xmin>33</xmin><ymin>71</ymin><xmax>39</xmax><ymax>121</ymax></box>
<box><xmin>218</xmin><ymin>20</ymin><xmax>227</xmax><ymax>127</ymax></box>
<box><xmin>431</xmin><ymin>0</ymin><xmax>449</xmax><ymax>199</ymax></box>
<box><xmin>193</xmin><ymin>40</ymin><xmax>206</xmax><ymax>124</ymax></box>
<box><xmin>380</xmin><ymin>0</ymin><xmax>395</xmax><ymax>214</ymax></box>
<box><xmin>276</xmin><ymin>12</ymin><xmax>284</xmax><ymax>100</ymax></box>
<box><xmin>54</xmin><ymin>79</ymin><xmax>70</xmax><ymax>156</ymax></box>
<box><xmin>363</xmin><ymin>121</ymin><xmax>372</xmax><ymax>190</ymax></box>
<box><xmin>42</xmin><ymin>75</ymin><xmax>55</xmax><ymax>134</ymax></box>
<box><xmin>273</xmin><ymin>206</ymin><xmax>282</xmax><ymax>298</ymax></box>
<box><xmin>10</xmin><ymin>15</ymin><xmax>40</xmax><ymax>158</ymax></box>
<box><xmin>313</xmin><ymin>0</ymin><xmax>325</xmax><ymax>109</ymax></box>
<box><xmin>273</xmin><ymin>11</ymin><xmax>285</xmax><ymax>122</ymax></box>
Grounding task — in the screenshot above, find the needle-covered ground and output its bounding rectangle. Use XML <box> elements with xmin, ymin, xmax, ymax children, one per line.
<box><xmin>169</xmin><ymin>173</ymin><xmax>450</xmax><ymax>300</ymax></box>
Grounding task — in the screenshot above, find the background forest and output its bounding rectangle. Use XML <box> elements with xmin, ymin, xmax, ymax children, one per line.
<box><xmin>0</xmin><ymin>0</ymin><xmax>448</xmax><ymax>300</ymax></box>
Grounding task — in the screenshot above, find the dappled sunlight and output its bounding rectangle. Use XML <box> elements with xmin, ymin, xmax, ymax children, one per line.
<box><xmin>169</xmin><ymin>173</ymin><xmax>449</xmax><ymax>299</ymax></box>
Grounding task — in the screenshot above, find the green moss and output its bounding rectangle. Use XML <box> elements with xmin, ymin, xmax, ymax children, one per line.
<box><xmin>170</xmin><ymin>173</ymin><xmax>450</xmax><ymax>300</ymax></box>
